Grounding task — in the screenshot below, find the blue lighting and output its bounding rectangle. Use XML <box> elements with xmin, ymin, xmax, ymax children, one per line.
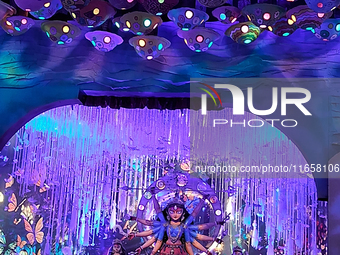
<box><xmin>115</xmin><ymin>22</ymin><xmax>120</xmax><ymax>28</ymax></box>
<box><xmin>336</xmin><ymin>23</ymin><xmax>340</xmax><ymax>32</ymax></box>
<box><xmin>156</xmin><ymin>12</ymin><xmax>162</xmax><ymax>16</ymax></box>
<box><xmin>282</xmin><ymin>32</ymin><xmax>290</xmax><ymax>36</ymax></box>
<box><xmin>137</xmin><ymin>32</ymin><xmax>142</xmax><ymax>35</ymax></box>
<box><xmin>244</xmin><ymin>39</ymin><xmax>252</xmax><ymax>44</ymax></box>
<box><xmin>220</xmin><ymin>13</ymin><xmax>226</xmax><ymax>20</ymax></box>
<box><xmin>39</xmin><ymin>17</ymin><xmax>45</xmax><ymax>20</ymax></box>
<box><xmin>306</xmin><ymin>27</ymin><xmax>313</xmax><ymax>30</ymax></box>
<box><xmin>91</xmin><ymin>41</ymin><xmax>96</xmax><ymax>46</ymax></box>
<box><xmin>158</xmin><ymin>43</ymin><xmax>163</xmax><ymax>50</ymax></box>
<box><xmin>14</xmin><ymin>27</ymin><xmax>20</xmax><ymax>31</ymax></box>
<box><xmin>46</xmin><ymin>31</ymin><xmax>50</xmax><ymax>38</ymax></box>
<box><xmin>182</xmin><ymin>28</ymin><xmax>189</xmax><ymax>31</ymax></box>
<box><xmin>58</xmin><ymin>41</ymin><xmax>64</xmax><ymax>45</ymax></box>
<box><xmin>195</xmin><ymin>49</ymin><xmax>201</xmax><ymax>52</ymax></box>
<box><xmin>208</xmin><ymin>41</ymin><xmax>213</xmax><ymax>48</ymax></box>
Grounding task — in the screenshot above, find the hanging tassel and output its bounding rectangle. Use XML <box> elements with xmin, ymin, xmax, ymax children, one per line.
<box><xmin>243</xmin><ymin>204</ymin><xmax>251</xmax><ymax>228</ymax></box>
<box><xmin>110</xmin><ymin>203</ymin><xmax>117</xmax><ymax>229</ymax></box>
<box><xmin>251</xmin><ymin>220</ymin><xmax>259</xmax><ymax>249</ymax></box>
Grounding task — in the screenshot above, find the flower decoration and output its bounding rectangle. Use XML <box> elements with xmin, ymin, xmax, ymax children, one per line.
<box><xmin>212</xmin><ymin>6</ymin><xmax>240</xmax><ymax>24</ymax></box>
<box><xmin>69</xmin><ymin>0</ymin><xmax>116</xmax><ymax>27</ymax></box>
<box><xmin>41</xmin><ymin>20</ymin><xmax>81</xmax><ymax>44</ymax></box>
<box><xmin>30</xmin><ymin>0</ymin><xmax>63</xmax><ymax>20</ymax></box>
<box><xmin>242</xmin><ymin>4</ymin><xmax>285</xmax><ymax>29</ymax></box>
<box><xmin>269</xmin><ymin>16</ymin><xmax>298</xmax><ymax>37</ymax></box>
<box><xmin>225</xmin><ymin>21</ymin><xmax>261</xmax><ymax>44</ymax></box>
<box><xmin>129</xmin><ymin>35</ymin><xmax>171</xmax><ymax>60</ymax></box>
<box><xmin>314</xmin><ymin>18</ymin><xmax>340</xmax><ymax>41</ymax></box>
<box><xmin>168</xmin><ymin>7</ymin><xmax>209</xmax><ymax>31</ymax></box>
<box><xmin>1</xmin><ymin>16</ymin><xmax>34</xmax><ymax>36</ymax></box>
<box><xmin>108</xmin><ymin>0</ymin><xmax>136</xmax><ymax>10</ymax></box>
<box><xmin>119</xmin><ymin>11</ymin><xmax>162</xmax><ymax>35</ymax></box>
<box><xmin>139</xmin><ymin>0</ymin><xmax>179</xmax><ymax>16</ymax></box>
<box><xmin>85</xmin><ymin>31</ymin><xmax>123</xmax><ymax>52</ymax></box>
<box><xmin>177</xmin><ymin>27</ymin><xmax>220</xmax><ymax>52</ymax></box>
<box><xmin>196</xmin><ymin>0</ymin><xmax>226</xmax><ymax>8</ymax></box>
<box><xmin>14</xmin><ymin>0</ymin><xmax>45</xmax><ymax>12</ymax></box>
<box><xmin>286</xmin><ymin>5</ymin><xmax>332</xmax><ymax>30</ymax></box>
<box><xmin>305</xmin><ymin>0</ymin><xmax>340</xmax><ymax>14</ymax></box>
<box><xmin>0</xmin><ymin>1</ymin><xmax>16</xmax><ymax>20</ymax></box>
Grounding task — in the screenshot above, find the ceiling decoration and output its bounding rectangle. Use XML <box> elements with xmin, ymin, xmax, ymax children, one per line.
<box><xmin>305</xmin><ymin>0</ymin><xmax>340</xmax><ymax>14</ymax></box>
<box><xmin>138</xmin><ymin>0</ymin><xmax>179</xmax><ymax>16</ymax></box>
<box><xmin>270</xmin><ymin>16</ymin><xmax>298</xmax><ymax>36</ymax></box>
<box><xmin>14</xmin><ymin>0</ymin><xmax>45</xmax><ymax>12</ymax></box>
<box><xmin>212</xmin><ymin>6</ymin><xmax>241</xmax><ymax>24</ymax></box>
<box><xmin>129</xmin><ymin>35</ymin><xmax>171</xmax><ymax>60</ymax></box>
<box><xmin>108</xmin><ymin>0</ymin><xmax>137</xmax><ymax>10</ymax></box>
<box><xmin>225</xmin><ymin>21</ymin><xmax>262</xmax><ymax>44</ymax></box>
<box><xmin>286</xmin><ymin>5</ymin><xmax>332</xmax><ymax>31</ymax></box>
<box><xmin>68</xmin><ymin>0</ymin><xmax>116</xmax><ymax>27</ymax></box>
<box><xmin>242</xmin><ymin>3</ymin><xmax>286</xmax><ymax>29</ymax></box>
<box><xmin>29</xmin><ymin>0</ymin><xmax>63</xmax><ymax>20</ymax></box>
<box><xmin>0</xmin><ymin>0</ymin><xmax>16</xmax><ymax>19</ymax></box>
<box><xmin>313</xmin><ymin>18</ymin><xmax>340</xmax><ymax>40</ymax></box>
<box><xmin>0</xmin><ymin>0</ymin><xmax>339</xmax><ymax>61</ymax></box>
<box><xmin>168</xmin><ymin>7</ymin><xmax>209</xmax><ymax>30</ymax></box>
<box><xmin>1</xmin><ymin>15</ymin><xmax>34</xmax><ymax>36</ymax></box>
<box><xmin>41</xmin><ymin>20</ymin><xmax>81</xmax><ymax>44</ymax></box>
<box><xmin>120</xmin><ymin>11</ymin><xmax>162</xmax><ymax>35</ymax></box>
<box><xmin>177</xmin><ymin>27</ymin><xmax>220</xmax><ymax>52</ymax></box>
<box><xmin>196</xmin><ymin>0</ymin><xmax>227</xmax><ymax>8</ymax></box>
<box><xmin>85</xmin><ymin>31</ymin><xmax>123</xmax><ymax>51</ymax></box>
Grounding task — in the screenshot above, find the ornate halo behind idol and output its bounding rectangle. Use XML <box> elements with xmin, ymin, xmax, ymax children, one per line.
<box><xmin>136</xmin><ymin>166</ymin><xmax>223</xmax><ymax>252</ymax></box>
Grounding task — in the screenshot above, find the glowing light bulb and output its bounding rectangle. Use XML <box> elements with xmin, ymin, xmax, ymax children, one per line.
<box><xmin>196</xmin><ymin>35</ymin><xmax>204</xmax><ymax>43</ymax></box>
<box><xmin>231</xmin><ymin>17</ymin><xmax>237</xmax><ymax>23</ymax></box>
<box><xmin>104</xmin><ymin>36</ymin><xmax>111</xmax><ymax>43</ymax></box>
<box><xmin>158</xmin><ymin>43</ymin><xmax>163</xmax><ymax>50</ymax></box>
<box><xmin>126</xmin><ymin>21</ymin><xmax>131</xmax><ymax>28</ymax></box>
<box><xmin>93</xmin><ymin>8</ymin><xmax>100</xmax><ymax>15</ymax></box>
<box><xmin>288</xmin><ymin>19</ymin><xmax>294</xmax><ymax>25</ymax></box>
<box><xmin>147</xmin><ymin>56</ymin><xmax>153</xmax><ymax>60</ymax></box>
<box><xmin>0</xmin><ymin>192</ymin><xmax>3</xmax><ymax>203</ymax></box>
<box><xmin>291</xmin><ymin>15</ymin><xmax>296</xmax><ymax>22</ymax></box>
<box><xmin>268</xmin><ymin>26</ymin><xmax>272</xmax><ymax>31</ymax></box>
<box><xmin>283</xmin><ymin>32</ymin><xmax>290</xmax><ymax>36</ymax></box>
<box><xmin>62</xmin><ymin>25</ymin><xmax>70</xmax><ymax>33</ymax></box>
<box><xmin>241</xmin><ymin>25</ymin><xmax>249</xmax><ymax>33</ymax></box>
<box><xmin>220</xmin><ymin>13</ymin><xmax>226</xmax><ymax>20</ymax></box>
<box><xmin>144</xmin><ymin>19</ymin><xmax>151</xmax><ymax>27</ymax></box>
<box><xmin>263</xmin><ymin>13</ymin><xmax>270</xmax><ymax>20</ymax></box>
<box><xmin>72</xmin><ymin>13</ymin><xmax>76</xmax><ymax>19</ymax></box>
<box><xmin>6</xmin><ymin>20</ymin><xmax>11</xmax><ymax>26</ymax></box>
<box><xmin>21</xmin><ymin>18</ymin><xmax>27</xmax><ymax>25</ymax></box>
<box><xmin>44</xmin><ymin>2</ymin><xmax>51</xmax><ymax>8</ymax></box>
<box><xmin>336</xmin><ymin>24</ymin><xmax>340</xmax><ymax>31</ymax></box>
<box><xmin>153</xmin><ymin>24</ymin><xmax>158</xmax><ymax>29</ymax></box>
<box><xmin>115</xmin><ymin>22</ymin><xmax>120</xmax><ymax>28</ymax></box>
<box><xmin>318</xmin><ymin>13</ymin><xmax>324</xmax><ymax>18</ymax></box>
<box><xmin>158</xmin><ymin>0</ymin><xmax>164</xmax><ymax>3</ymax></box>
<box><xmin>317</xmin><ymin>2</ymin><xmax>323</xmax><ymax>8</ymax></box>
<box><xmin>260</xmin><ymin>24</ymin><xmax>267</xmax><ymax>28</ymax></box>
<box><xmin>139</xmin><ymin>39</ymin><xmax>146</xmax><ymax>47</ymax></box>
<box><xmin>244</xmin><ymin>39</ymin><xmax>252</xmax><ymax>44</ymax></box>
<box><xmin>185</xmin><ymin>10</ymin><xmax>194</xmax><ymax>19</ymax></box>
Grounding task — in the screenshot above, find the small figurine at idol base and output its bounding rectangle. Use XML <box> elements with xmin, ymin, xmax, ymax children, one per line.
<box><xmin>108</xmin><ymin>239</ymin><xmax>126</xmax><ymax>255</ymax></box>
<box><xmin>232</xmin><ymin>246</ymin><xmax>243</xmax><ymax>255</ymax></box>
<box><xmin>127</xmin><ymin>189</ymin><xmax>225</xmax><ymax>255</ymax></box>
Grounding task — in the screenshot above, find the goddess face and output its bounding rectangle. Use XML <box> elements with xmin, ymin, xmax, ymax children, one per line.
<box><xmin>113</xmin><ymin>244</ymin><xmax>122</xmax><ymax>252</ymax></box>
<box><xmin>168</xmin><ymin>205</ymin><xmax>184</xmax><ymax>221</ymax></box>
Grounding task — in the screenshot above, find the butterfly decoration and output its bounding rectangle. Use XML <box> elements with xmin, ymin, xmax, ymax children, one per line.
<box><xmin>16</xmin><ymin>235</ymin><xmax>27</xmax><ymax>249</ymax></box>
<box><xmin>24</xmin><ymin>217</ymin><xmax>44</xmax><ymax>245</ymax></box>
<box><xmin>7</xmin><ymin>193</ymin><xmax>19</xmax><ymax>212</ymax></box>
<box><xmin>14</xmin><ymin>168</ymin><xmax>24</xmax><ymax>177</ymax></box>
<box><xmin>0</xmin><ymin>230</ymin><xmax>6</xmax><ymax>253</ymax></box>
<box><xmin>5</xmin><ymin>175</ymin><xmax>14</xmax><ymax>188</ymax></box>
